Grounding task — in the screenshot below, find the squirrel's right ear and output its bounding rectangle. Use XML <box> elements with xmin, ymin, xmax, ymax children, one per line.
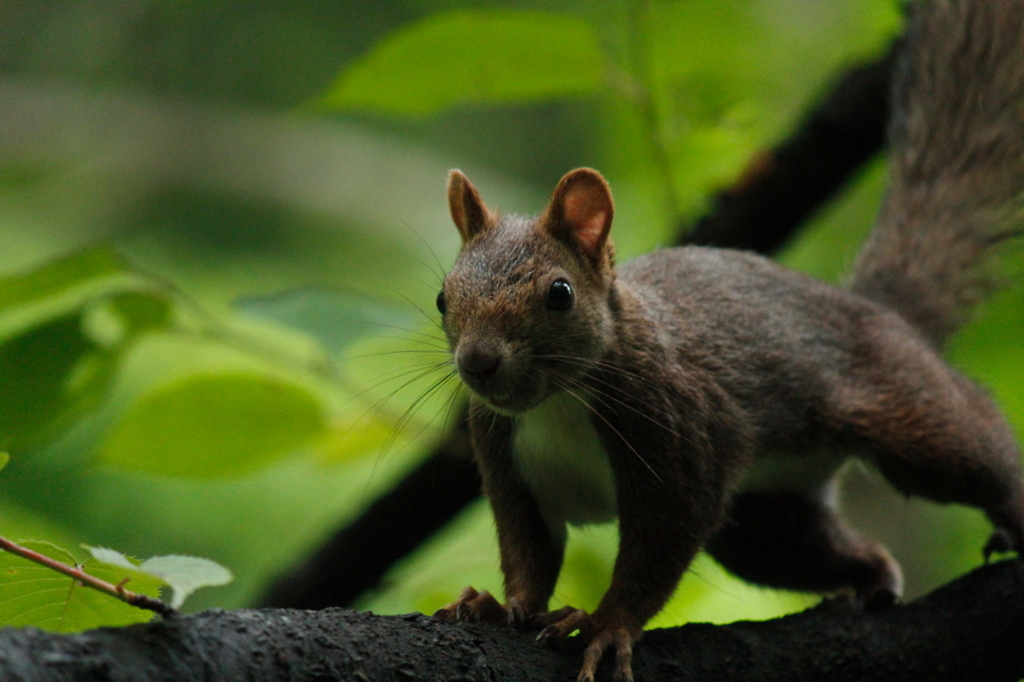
<box><xmin>447</xmin><ymin>170</ymin><xmax>494</xmax><ymax>244</ymax></box>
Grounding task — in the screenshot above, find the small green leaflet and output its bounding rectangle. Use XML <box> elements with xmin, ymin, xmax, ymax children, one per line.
<box><xmin>86</xmin><ymin>546</ymin><xmax>233</xmax><ymax>609</ymax></box>
<box><xmin>322</xmin><ymin>9</ymin><xmax>605</xmax><ymax>116</ymax></box>
<box><xmin>0</xmin><ymin>452</ymin><xmax>8</xmax><ymax>471</ymax></box>
<box><xmin>0</xmin><ymin>541</ymin><xmax>163</xmax><ymax>632</ymax></box>
<box><xmin>0</xmin><ymin>247</ymin><xmax>126</xmax><ymax>314</ymax></box>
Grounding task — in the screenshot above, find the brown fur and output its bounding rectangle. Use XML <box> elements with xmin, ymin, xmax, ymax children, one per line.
<box><xmin>433</xmin><ymin>2</ymin><xmax>1024</xmax><ymax>681</ymax></box>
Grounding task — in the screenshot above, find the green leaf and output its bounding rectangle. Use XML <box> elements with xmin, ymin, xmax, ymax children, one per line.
<box><xmin>0</xmin><ymin>541</ymin><xmax>162</xmax><ymax>632</ymax></box>
<box><xmin>108</xmin><ymin>291</ymin><xmax>175</xmax><ymax>335</ymax></box>
<box><xmin>86</xmin><ymin>547</ymin><xmax>233</xmax><ymax>609</ymax></box>
<box><xmin>0</xmin><ymin>264</ymin><xmax>176</xmax><ymax>452</ymax></box>
<box><xmin>99</xmin><ymin>373</ymin><xmax>326</xmax><ymax>477</ymax></box>
<box><xmin>321</xmin><ymin>10</ymin><xmax>604</xmax><ymax>116</ymax></box>
<box><xmin>0</xmin><ymin>248</ymin><xmax>174</xmax><ymax>346</ymax></box>
<box><xmin>134</xmin><ymin>556</ymin><xmax>233</xmax><ymax>609</ymax></box>
<box><xmin>0</xmin><ymin>312</ymin><xmax>119</xmax><ymax>450</ymax></box>
<box><xmin>0</xmin><ymin>452</ymin><xmax>8</xmax><ymax>471</ymax></box>
<box><xmin>236</xmin><ymin>289</ymin><xmax>419</xmax><ymax>355</ymax></box>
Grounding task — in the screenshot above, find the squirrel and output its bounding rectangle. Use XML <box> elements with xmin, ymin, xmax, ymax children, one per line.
<box><xmin>432</xmin><ymin>1</ymin><xmax>1024</xmax><ymax>681</ymax></box>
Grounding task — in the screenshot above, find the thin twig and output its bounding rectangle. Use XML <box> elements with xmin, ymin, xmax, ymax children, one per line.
<box><xmin>0</xmin><ymin>536</ymin><xmax>176</xmax><ymax>618</ymax></box>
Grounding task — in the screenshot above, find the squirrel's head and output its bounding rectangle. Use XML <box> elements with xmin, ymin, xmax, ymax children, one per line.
<box><xmin>439</xmin><ymin>168</ymin><xmax>617</xmax><ymax>415</ymax></box>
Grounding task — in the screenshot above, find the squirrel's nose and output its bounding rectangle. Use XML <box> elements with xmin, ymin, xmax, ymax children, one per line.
<box><xmin>458</xmin><ymin>343</ymin><xmax>502</xmax><ymax>379</ymax></box>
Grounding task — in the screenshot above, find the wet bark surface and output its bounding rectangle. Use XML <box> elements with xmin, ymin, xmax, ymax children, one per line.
<box><xmin>5</xmin><ymin>559</ymin><xmax>1022</xmax><ymax>682</ymax></box>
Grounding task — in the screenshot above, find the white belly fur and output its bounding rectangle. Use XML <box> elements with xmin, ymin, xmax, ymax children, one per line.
<box><xmin>512</xmin><ymin>391</ymin><xmax>617</xmax><ymax>534</ymax></box>
<box><xmin>738</xmin><ymin>450</ymin><xmax>851</xmax><ymax>507</ymax></box>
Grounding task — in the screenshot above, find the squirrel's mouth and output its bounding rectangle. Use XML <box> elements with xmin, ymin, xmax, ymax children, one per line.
<box><xmin>477</xmin><ymin>394</ymin><xmax>521</xmax><ymax>416</ymax></box>
<box><xmin>467</xmin><ymin>387</ymin><xmax>536</xmax><ymax>416</ymax></box>
<box><xmin>462</xmin><ymin>375</ymin><xmax>548</xmax><ymax>416</ymax></box>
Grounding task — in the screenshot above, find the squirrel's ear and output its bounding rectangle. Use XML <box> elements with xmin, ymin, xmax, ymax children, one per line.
<box><xmin>543</xmin><ymin>168</ymin><xmax>614</xmax><ymax>264</ymax></box>
<box><xmin>447</xmin><ymin>170</ymin><xmax>493</xmax><ymax>244</ymax></box>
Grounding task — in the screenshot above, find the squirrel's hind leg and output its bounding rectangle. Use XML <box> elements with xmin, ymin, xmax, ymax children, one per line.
<box><xmin>839</xmin><ymin>326</ymin><xmax>1024</xmax><ymax>560</ymax></box>
<box><xmin>856</xmin><ymin>373</ymin><xmax>1024</xmax><ymax>561</ymax></box>
<box><xmin>706</xmin><ymin>489</ymin><xmax>903</xmax><ymax>607</ymax></box>
<box><xmin>872</xmin><ymin>446</ymin><xmax>1024</xmax><ymax>562</ymax></box>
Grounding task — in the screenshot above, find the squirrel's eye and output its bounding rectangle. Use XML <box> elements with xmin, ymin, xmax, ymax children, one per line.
<box><xmin>547</xmin><ymin>278</ymin><xmax>574</xmax><ymax>310</ymax></box>
<box><xmin>436</xmin><ymin>290</ymin><xmax>447</xmax><ymax>315</ymax></box>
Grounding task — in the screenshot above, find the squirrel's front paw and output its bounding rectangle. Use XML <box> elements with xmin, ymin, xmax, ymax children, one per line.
<box><xmin>432</xmin><ymin>586</ymin><xmax>511</xmax><ymax>625</ymax></box>
<box><xmin>532</xmin><ymin>608</ymin><xmax>636</xmax><ymax>682</ymax></box>
<box><xmin>576</xmin><ymin>617</ymin><xmax>641</xmax><ymax>682</ymax></box>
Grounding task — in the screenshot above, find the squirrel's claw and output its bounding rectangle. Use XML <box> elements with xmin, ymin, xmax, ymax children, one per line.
<box><xmin>433</xmin><ymin>585</ymin><xmax>476</xmax><ymax>620</ymax></box>
<box><xmin>506</xmin><ymin>597</ymin><xmax>528</xmax><ymax>627</ymax></box>
<box><xmin>536</xmin><ymin>607</ymin><xmax>590</xmax><ymax>643</ymax></box>
<box><xmin>532</xmin><ymin>605</ymin><xmax>583</xmax><ymax>630</ymax></box>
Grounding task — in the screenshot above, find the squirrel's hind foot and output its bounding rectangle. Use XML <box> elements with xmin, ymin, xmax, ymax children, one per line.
<box><xmin>983</xmin><ymin>498</ymin><xmax>1024</xmax><ymax>563</ymax></box>
<box><xmin>983</xmin><ymin>527</ymin><xmax>1021</xmax><ymax>563</ymax></box>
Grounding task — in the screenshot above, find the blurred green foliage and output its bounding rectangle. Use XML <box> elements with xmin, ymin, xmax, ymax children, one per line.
<box><xmin>99</xmin><ymin>373</ymin><xmax>326</xmax><ymax>477</ymax></box>
<box><xmin>322</xmin><ymin>10</ymin><xmax>604</xmax><ymax>115</ymax></box>
<box><xmin>0</xmin><ymin>0</ymin><xmax>1018</xmax><ymax>636</ymax></box>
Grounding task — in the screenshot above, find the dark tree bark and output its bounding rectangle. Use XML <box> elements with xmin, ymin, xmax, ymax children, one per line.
<box><xmin>259</xmin><ymin>40</ymin><xmax>898</xmax><ymax>611</ymax></box>
<box><xmin>5</xmin><ymin>560</ymin><xmax>1024</xmax><ymax>681</ymax></box>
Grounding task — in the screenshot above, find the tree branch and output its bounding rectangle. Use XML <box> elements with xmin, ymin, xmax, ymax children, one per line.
<box><xmin>683</xmin><ymin>40</ymin><xmax>895</xmax><ymax>251</ymax></box>
<box><xmin>7</xmin><ymin>560</ymin><xmax>1024</xmax><ymax>681</ymax></box>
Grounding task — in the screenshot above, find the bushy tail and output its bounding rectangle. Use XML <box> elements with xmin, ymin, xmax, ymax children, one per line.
<box><xmin>850</xmin><ymin>0</ymin><xmax>1024</xmax><ymax>347</ymax></box>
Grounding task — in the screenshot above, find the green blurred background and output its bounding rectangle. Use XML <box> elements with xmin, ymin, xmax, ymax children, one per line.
<box><xmin>1</xmin><ymin>0</ymin><xmax>1020</xmax><ymax>629</ymax></box>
